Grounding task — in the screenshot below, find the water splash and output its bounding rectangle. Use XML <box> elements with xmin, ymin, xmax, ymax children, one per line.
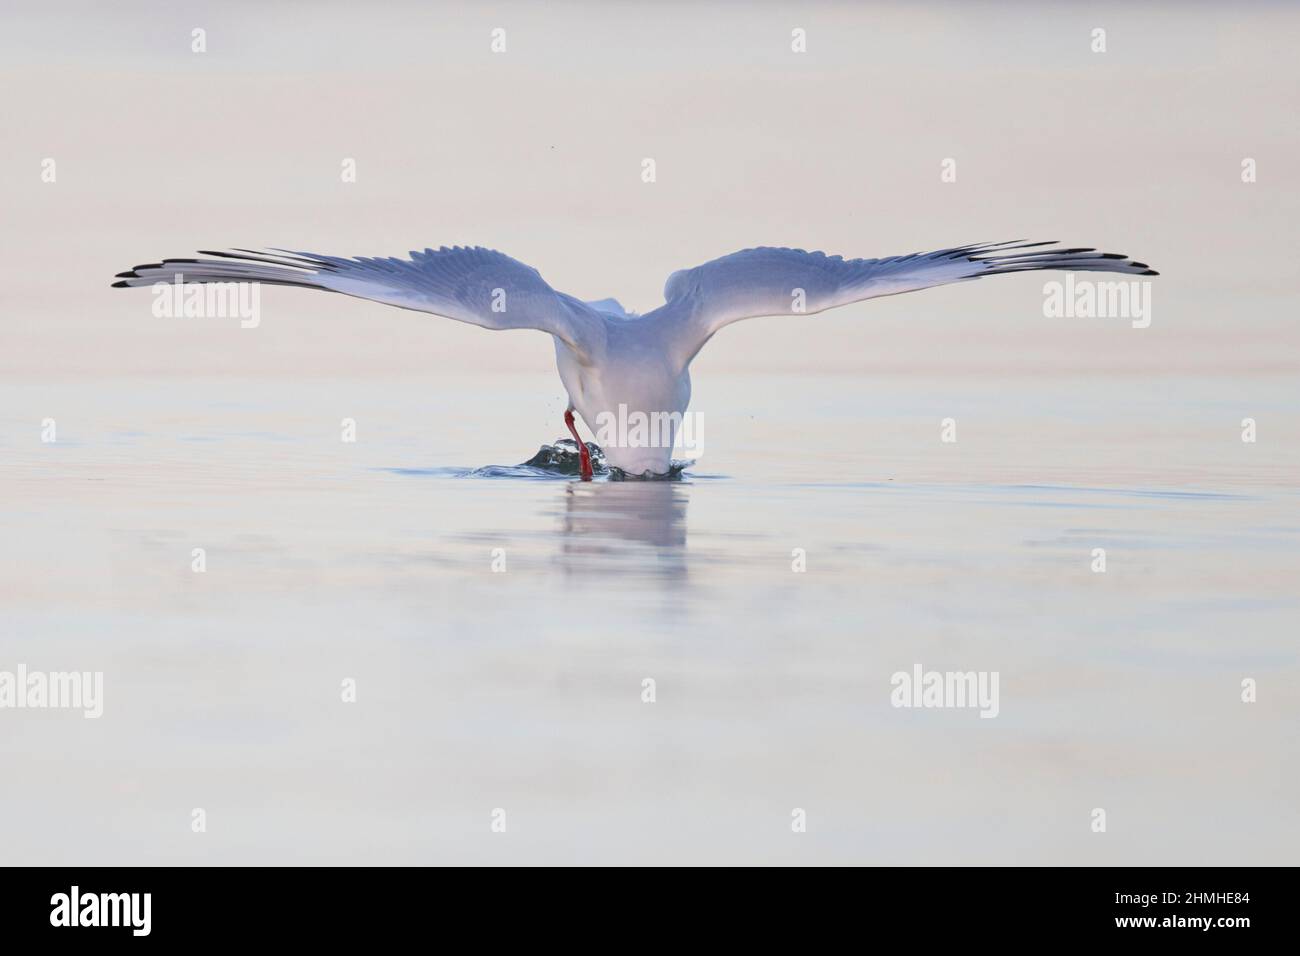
<box><xmin>510</xmin><ymin>439</ymin><xmax>689</xmax><ymax>480</ymax></box>
<box><xmin>517</xmin><ymin>438</ymin><xmax>608</xmax><ymax>476</ymax></box>
<box><xmin>384</xmin><ymin>439</ymin><xmax>692</xmax><ymax>480</ymax></box>
<box><xmin>475</xmin><ymin>442</ymin><xmax>686</xmax><ymax>481</ymax></box>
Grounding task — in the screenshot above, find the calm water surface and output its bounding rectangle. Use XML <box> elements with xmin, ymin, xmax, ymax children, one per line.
<box><xmin>2</xmin><ymin>372</ymin><xmax>1296</xmax><ymax>864</ymax></box>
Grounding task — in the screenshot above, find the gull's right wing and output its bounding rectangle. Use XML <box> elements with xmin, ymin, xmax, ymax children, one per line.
<box><xmin>113</xmin><ymin>246</ymin><xmax>606</xmax><ymax>359</ymax></box>
<box><xmin>659</xmin><ymin>240</ymin><xmax>1158</xmax><ymax>365</ymax></box>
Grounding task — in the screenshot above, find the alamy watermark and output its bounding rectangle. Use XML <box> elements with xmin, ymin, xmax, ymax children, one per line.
<box><xmin>151</xmin><ymin>273</ymin><xmax>260</xmax><ymax>328</ymax></box>
<box><xmin>0</xmin><ymin>664</ymin><xmax>103</xmax><ymax>718</ymax></box>
<box><xmin>890</xmin><ymin>663</ymin><xmax>999</xmax><ymax>718</ymax></box>
<box><xmin>1043</xmin><ymin>275</ymin><xmax>1151</xmax><ymax>328</ymax></box>
<box><xmin>50</xmin><ymin>886</ymin><xmax>150</xmax><ymax>936</ymax></box>
<box><xmin>593</xmin><ymin>403</ymin><xmax>704</xmax><ymax>456</ymax></box>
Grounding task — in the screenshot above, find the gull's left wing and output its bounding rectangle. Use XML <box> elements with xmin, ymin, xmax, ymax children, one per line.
<box><xmin>113</xmin><ymin>246</ymin><xmax>606</xmax><ymax>359</ymax></box>
<box><xmin>660</xmin><ymin>240</ymin><xmax>1158</xmax><ymax>364</ymax></box>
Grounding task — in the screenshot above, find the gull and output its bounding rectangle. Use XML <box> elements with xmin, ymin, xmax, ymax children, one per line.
<box><xmin>113</xmin><ymin>240</ymin><xmax>1157</xmax><ymax>478</ymax></box>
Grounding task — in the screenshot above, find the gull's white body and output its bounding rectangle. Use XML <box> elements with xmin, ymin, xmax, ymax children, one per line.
<box><xmin>554</xmin><ymin>300</ymin><xmax>692</xmax><ymax>475</ymax></box>
<box><xmin>114</xmin><ymin>240</ymin><xmax>1156</xmax><ymax>476</ymax></box>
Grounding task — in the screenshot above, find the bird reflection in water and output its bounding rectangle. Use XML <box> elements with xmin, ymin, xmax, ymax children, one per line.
<box><xmin>557</xmin><ymin>480</ymin><xmax>690</xmax><ymax>581</ymax></box>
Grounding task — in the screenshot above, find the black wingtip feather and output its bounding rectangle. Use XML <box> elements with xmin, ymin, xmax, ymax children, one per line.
<box><xmin>200</xmin><ymin>249</ymin><xmax>323</xmax><ymax>271</ymax></box>
<box><xmin>111</xmin><ymin>280</ymin><xmax>129</xmax><ymax>288</ymax></box>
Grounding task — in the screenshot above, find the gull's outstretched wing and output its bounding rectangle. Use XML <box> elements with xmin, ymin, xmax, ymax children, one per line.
<box><xmin>661</xmin><ymin>240</ymin><xmax>1158</xmax><ymax>364</ymax></box>
<box><xmin>113</xmin><ymin>246</ymin><xmax>605</xmax><ymax>358</ymax></box>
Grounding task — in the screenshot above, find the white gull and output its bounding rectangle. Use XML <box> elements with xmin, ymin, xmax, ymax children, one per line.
<box><xmin>114</xmin><ymin>240</ymin><xmax>1157</xmax><ymax>478</ymax></box>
